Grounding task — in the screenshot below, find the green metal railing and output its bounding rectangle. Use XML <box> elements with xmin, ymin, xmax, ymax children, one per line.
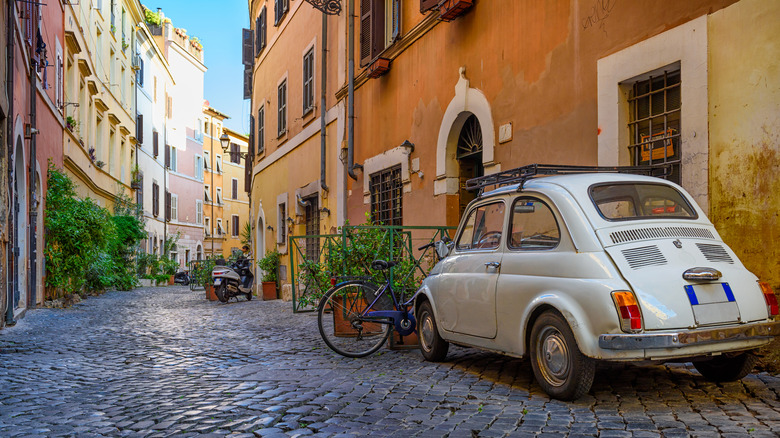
<box><xmin>289</xmin><ymin>225</ymin><xmax>456</xmax><ymax>313</ymax></box>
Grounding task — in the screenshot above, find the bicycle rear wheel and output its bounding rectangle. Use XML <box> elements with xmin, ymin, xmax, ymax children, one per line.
<box><xmin>317</xmin><ymin>282</ymin><xmax>392</xmax><ymax>358</ymax></box>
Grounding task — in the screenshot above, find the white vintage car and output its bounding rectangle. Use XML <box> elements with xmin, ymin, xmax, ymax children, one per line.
<box><xmin>414</xmin><ymin>164</ymin><xmax>779</xmax><ymax>400</ymax></box>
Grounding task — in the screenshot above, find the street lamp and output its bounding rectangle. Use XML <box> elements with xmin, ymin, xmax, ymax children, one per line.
<box><xmin>220</xmin><ymin>131</ymin><xmax>247</xmax><ymax>161</ymax></box>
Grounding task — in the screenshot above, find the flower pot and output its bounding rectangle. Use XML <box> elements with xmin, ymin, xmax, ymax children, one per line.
<box><xmin>439</xmin><ymin>0</ymin><xmax>473</xmax><ymax>21</ymax></box>
<box><xmin>388</xmin><ymin>329</ymin><xmax>420</xmax><ymax>350</ymax></box>
<box><xmin>331</xmin><ymin>293</ymin><xmax>383</xmax><ymax>337</ymax></box>
<box><xmin>262</xmin><ymin>281</ymin><xmax>278</xmax><ymax>300</ymax></box>
<box><xmin>168</xmin><ymin>275</ymin><xmax>174</xmax><ymax>285</ymax></box>
<box><xmin>205</xmin><ymin>284</ymin><xmax>218</xmax><ymax>301</ymax></box>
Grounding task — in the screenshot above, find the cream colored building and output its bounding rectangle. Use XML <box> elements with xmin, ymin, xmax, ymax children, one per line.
<box><xmin>220</xmin><ymin>128</ymin><xmax>251</xmax><ymax>259</ymax></box>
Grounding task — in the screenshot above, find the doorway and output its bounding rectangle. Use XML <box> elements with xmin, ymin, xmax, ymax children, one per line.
<box><xmin>457</xmin><ymin>114</ymin><xmax>484</xmax><ymax>217</ymax></box>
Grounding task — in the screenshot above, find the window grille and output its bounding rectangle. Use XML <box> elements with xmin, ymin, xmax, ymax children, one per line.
<box><xmin>369</xmin><ymin>165</ymin><xmax>402</xmax><ymax>226</ymax></box>
<box><xmin>304</xmin><ymin>196</ymin><xmax>319</xmax><ymax>261</ymax></box>
<box><xmin>627</xmin><ymin>69</ymin><xmax>682</xmax><ymax>184</ymax></box>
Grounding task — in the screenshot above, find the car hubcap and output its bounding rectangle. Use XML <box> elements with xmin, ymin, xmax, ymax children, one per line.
<box><xmin>537</xmin><ymin>326</ymin><xmax>569</xmax><ymax>387</ymax></box>
<box><xmin>420</xmin><ymin>313</ymin><xmax>434</xmax><ymax>352</ymax></box>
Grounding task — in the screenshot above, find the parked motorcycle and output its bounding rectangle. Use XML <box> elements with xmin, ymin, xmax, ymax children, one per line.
<box><xmin>211</xmin><ymin>258</ymin><xmax>254</xmax><ymax>302</ymax></box>
<box><xmin>173</xmin><ymin>270</ymin><xmax>190</xmax><ymax>286</ymax></box>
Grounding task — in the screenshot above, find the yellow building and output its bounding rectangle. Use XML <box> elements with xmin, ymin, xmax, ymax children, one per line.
<box><xmin>63</xmin><ymin>0</ymin><xmax>142</xmax><ymax>207</ymax></box>
<box><xmin>202</xmin><ymin>107</ymin><xmax>228</xmax><ymax>258</ymax></box>
<box><xmin>220</xmin><ymin>128</ymin><xmax>251</xmax><ymax>259</ymax></box>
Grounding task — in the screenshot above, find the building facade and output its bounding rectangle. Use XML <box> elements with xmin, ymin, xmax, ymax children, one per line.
<box><xmin>202</xmin><ymin>107</ymin><xmax>228</xmax><ymax>258</ymax></box>
<box><xmin>220</xmin><ymin>127</ymin><xmax>250</xmax><ymax>259</ymax></box>
<box><xmin>246</xmin><ymin>0</ymin><xmax>780</xmax><ymax>298</ymax></box>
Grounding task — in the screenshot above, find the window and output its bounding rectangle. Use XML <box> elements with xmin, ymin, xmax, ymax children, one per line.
<box><xmin>232</xmin><ymin>215</ymin><xmax>240</xmax><ymax>237</ymax></box>
<box><xmin>170</xmin><ymin>194</ymin><xmax>178</xmax><ymax>221</ymax></box>
<box><xmin>303</xmin><ymin>48</ymin><xmax>315</xmax><ymax>114</ymax></box>
<box><xmin>229</xmin><ymin>143</ymin><xmax>241</xmax><ymax>164</ymax></box>
<box><xmin>369</xmin><ymin>165</ymin><xmax>402</xmax><ymax>226</ymax></box>
<box><xmin>278</xmin><ymin>202</ymin><xmax>287</xmax><ymax>244</ymax></box>
<box><xmin>274</xmin><ymin>0</ymin><xmax>289</xmax><ymax>26</ymax></box>
<box><xmin>216</xmin><ymin>187</ymin><xmax>223</xmax><ymax>205</ymax></box>
<box><xmin>166</xmin><ymin>94</ymin><xmax>172</xmax><ymax>119</ymax></box>
<box><xmin>165</xmin><ymin>191</ymin><xmax>171</xmax><ymax>221</ymax></box>
<box><xmin>627</xmin><ymin>68</ymin><xmax>682</xmax><ymax>184</ymax></box>
<box><xmin>165</xmin><ymin>144</ymin><xmax>171</xmax><ymax>168</ymax></box>
<box><xmin>216</xmin><ymin>218</ymin><xmax>224</xmax><ymax>236</ymax></box>
<box><xmin>195</xmin><ymin>155</ymin><xmax>204</xmax><ymax>180</ymax></box>
<box><xmin>232</xmin><ymin>178</ymin><xmax>238</xmax><ymax>199</ymax></box>
<box><xmin>136</xmin><ymin>55</ymin><xmax>144</xmax><ymax>87</ymax></box>
<box><xmin>508</xmin><ymin>198</ymin><xmax>560</xmax><ymax>250</ymax></box>
<box><xmin>152</xmin><ymin>182</ymin><xmax>159</xmax><ymax>217</ymax></box>
<box><xmin>277</xmin><ymin>80</ymin><xmax>287</xmax><ymax>136</ymax></box>
<box><xmin>170</xmin><ymin>146</ymin><xmax>177</xmax><ymax>171</ymax></box>
<box><xmin>456</xmin><ymin>202</ymin><xmax>505</xmax><ymax>251</ymax></box>
<box><xmin>204</xmin><ymin>184</ymin><xmax>211</xmax><ymax>202</ymax></box>
<box><xmin>257</xmin><ymin>106</ymin><xmax>265</xmax><ymax>153</ymax></box>
<box><xmin>256</xmin><ymin>7</ymin><xmax>267</xmax><ymax>55</ymax></box>
<box><xmin>205</xmin><ymin>217</ymin><xmax>211</xmax><ymax>236</ymax></box>
<box><xmin>152</xmin><ymin>130</ymin><xmax>159</xmax><ymax>157</ymax></box>
<box><xmin>590</xmin><ymin>183</ymin><xmax>696</xmax><ymax>221</ymax></box>
<box><xmin>204</xmin><ymin>151</ymin><xmax>210</xmax><ymax>170</ymax></box>
<box><xmin>196</xmin><ymin>200</ymin><xmax>203</xmax><ymax>224</ymax></box>
<box><xmin>136</xmin><ymin>173</ymin><xmax>144</xmax><ymax>206</ymax></box>
<box><xmin>215</xmin><ymin>155</ymin><xmax>223</xmax><ymax>173</ymax></box>
<box><xmin>360</xmin><ymin>0</ymin><xmax>401</xmax><ymax>66</ymax></box>
<box><xmin>304</xmin><ymin>195</ymin><xmax>319</xmax><ymax>261</ymax></box>
<box><xmin>56</xmin><ymin>54</ymin><xmax>63</xmax><ymax>109</ymax></box>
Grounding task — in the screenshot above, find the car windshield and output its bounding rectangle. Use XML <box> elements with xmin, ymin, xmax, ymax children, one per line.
<box><xmin>590</xmin><ymin>183</ymin><xmax>697</xmax><ymax>221</ymax></box>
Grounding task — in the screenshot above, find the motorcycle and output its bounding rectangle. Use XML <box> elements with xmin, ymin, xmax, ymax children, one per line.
<box><xmin>211</xmin><ymin>258</ymin><xmax>254</xmax><ymax>302</ymax></box>
<box><xmin>173</xmin><ymin>270</ymin><xmax>191</xmax><ymax>285</ymax></box>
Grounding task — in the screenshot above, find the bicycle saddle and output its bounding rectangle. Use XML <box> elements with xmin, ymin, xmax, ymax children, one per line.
<box><xmin>371</xmin><ymin>260</ymin><xmax>397</xmax><ymax>271</ymax></box>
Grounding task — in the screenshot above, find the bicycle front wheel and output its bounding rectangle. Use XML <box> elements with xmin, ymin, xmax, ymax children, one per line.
<box><xmin>317</xmin><ymin>282</ymin><xmax>392</xmax><ymax>358</ymax></box>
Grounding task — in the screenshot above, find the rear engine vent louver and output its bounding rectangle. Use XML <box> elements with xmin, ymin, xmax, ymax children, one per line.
<box><xmin>610</xmin><ymin>227</ymin><xmax>714</xmax><ymax>244</ymax></box>
<box><xmin>622</xmin><ymin>245</ymin><xmax>667</xmax><ymax>269</ymax></box>
<box><xmin>696</xmin><ymin>243</ymin><xmax>734</xmax><ymax>264</ymax></box>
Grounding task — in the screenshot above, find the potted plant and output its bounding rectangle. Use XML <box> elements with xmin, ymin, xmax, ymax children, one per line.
<box><xmin>65</xmin><ymin>116</ymin><xmax>77</xmax><ymax>132</ymax></box>
<box><xmin>161</xmin><ymin>257</ymin><xmax>178</xmax><ymax>285</ymax></box>
<box><xmin>257</xmin><ymin>250</ymin><xmax>280</xmax><ymax>300</ymax></box>
<box><xmin>131</xmin><ymin>165</ymin><xmax>142</xmax><ymax>189</ymax></box>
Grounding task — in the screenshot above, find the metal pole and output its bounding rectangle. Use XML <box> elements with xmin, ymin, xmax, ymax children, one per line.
<box><xmin>347</xmin><ymin>0</ymin><xmax>357</xmax><ymax>181</ymax></box>
<box><xmin>320</xmin><ymin>11</ymin><xmax>328</xmax><ymax>192</ymax></box>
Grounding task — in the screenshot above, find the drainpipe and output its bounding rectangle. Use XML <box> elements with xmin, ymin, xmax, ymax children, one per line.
<box><xmin>29</xmin><ymin>38</ymin><xmax>39</xmax><ymax>308</ymax></box>
<box><xmin>319</xmin><ymin>12</ymin><xmax>328</xmax><ymax>192</ymax></box>
<box><xmin>5</xmin><ymin>0</ymin><xmax>16</xmax><ymax>325</ymax></box>
<box><xmin>347</xmin><ymin>0</ymin><xmax>358</xmax><ymax>180</ymax></box>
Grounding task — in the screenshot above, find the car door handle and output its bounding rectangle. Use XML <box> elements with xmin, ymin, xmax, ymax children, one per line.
<box><xmin>485</xmin><ymin>262</ymin><xmax>501</xmax><ymax>269</ymax></box>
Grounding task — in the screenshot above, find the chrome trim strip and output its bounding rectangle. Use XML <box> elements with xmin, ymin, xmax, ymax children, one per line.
<box><xmin>599</xmin><ymin>321</ymin><xmax>780</xmax><ymax>350</ymax></box>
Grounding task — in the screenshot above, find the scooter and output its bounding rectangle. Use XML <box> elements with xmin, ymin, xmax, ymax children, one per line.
<box><xmin>173</xmin><ymin>270</ymin><xmax>190</xmax><ymax>285</ymax></box>
<box><xmin>211</xmin><ymin>258</ymin><xmax>254</xmax><ymax>302</ymax></box>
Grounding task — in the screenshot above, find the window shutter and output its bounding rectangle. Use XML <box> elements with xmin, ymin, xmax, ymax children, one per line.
<box><xmin>242</xmin><ymin>28</ymin><xmax>254</xmax><ymax>66</ymax></box>
<box><xmin>392</xmin><ymin>0</ymin><xmax>401</xmax><ymax>41</ymax></box>
<box><xmin>233</xmin><ymin>216</ymin><xmax>239</xmax><ymax>236</ymax></box>
<box><xmin>153</xmin><ymin>130</ymin><xmax>159</xmax><ymax>157</ymax></box>
<box><xmin>152</xmin><ymin>182</ymin><xmax>159</xmax><ymax>217</ymax></box>
<box><xmin>136</xmin><ymin>114</ymin><xmax>143</xmax><ymax>144</ymax></box>
<box><xmin>360</xmin><ymin>0</ymin><xmax>373</xmax><ymax>66</ymax></box>
<box><xmin>420</xmin><ymin>0</ymin><xmax>438</xmax><ymax>13</ymax></box>
<box><xmin>255</xmin><ymin>17</ymin><xmax>261</xmax><ymax>55</ymax></box>
<box><xmin>165</xmin><ymin>144</ymin><xmax>171</xmax><ymax>168</ymax></box>
<box><xmin>232</xmin><ymin>179</ymin><xmax>238</xmax><ymax>199</ymax></box>
<box><xmin>165</xmin><ymin>191</ymin><xmax>171</xmax><ymax>221</ymax></box>
<box><xmin>274</xmin><ymin>0</ymin><xmax>281</xmax><ymax>25</ymax></box>
<box><xmin>372</xmin><ymin>0</ymin><xmax>386</xmax><ymax>60</ymax></box>
<box><xmin>260</xmin><ymin>8</ymin><xmax>267</xmax><ymax>50</ymax></box>
<box><xmin>256</xmin><ymin>108</ymin><xmax>263</xmax><ymax>154</ymax></box>
<box><xmin>243</xmin><ymin>66</ymin><xmax>252</xmax><ymax>100</ymax></box>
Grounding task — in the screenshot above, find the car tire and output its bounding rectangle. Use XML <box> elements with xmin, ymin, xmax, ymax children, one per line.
<box><xmin>418</xmin><ymin>301</ymin><xmax>449</xmax><ymax>362</ymax></box>
<box><xmin>529</xmin><ymin>311</ymin><xmax>595</xmax><ymax>401</ymax></box>
<box><xmin>693</xmin><ymin>352</ymin><xmax>757</xmax><ymax>382</ymax></box>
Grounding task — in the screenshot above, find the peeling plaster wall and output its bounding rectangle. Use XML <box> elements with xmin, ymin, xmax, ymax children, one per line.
<box><xmin>708</xmin><ymin>0</ymin><xmax>780</xmax><ymax>289</ymax></box>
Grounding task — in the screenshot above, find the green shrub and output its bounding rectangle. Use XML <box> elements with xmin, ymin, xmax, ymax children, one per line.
<box><xmin>257</xmin><ymin>250</ymin><xmax>280</xmax><ymax>283</ymax></box>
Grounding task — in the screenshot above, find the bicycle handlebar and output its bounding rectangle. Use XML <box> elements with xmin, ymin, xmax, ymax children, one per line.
<box><xmin>418</xmin><ymin>242</ymin><xmax>435</xmax><ymax>251</ymax></box>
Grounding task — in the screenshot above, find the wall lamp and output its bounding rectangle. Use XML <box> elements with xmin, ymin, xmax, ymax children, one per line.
<box><xmin>400</xmin><ymin>140</ymin><xmax>415</xmax><ymax>153</ymax></box>
<box><xmin>220</xmin><ymin>132</ymin><xmax>247</xmax><ymax>160</ymax></box>
<box><xmin>266</xmin><ymin>225</ymin><xmax>274</xmax><ymax>231</ymax></box>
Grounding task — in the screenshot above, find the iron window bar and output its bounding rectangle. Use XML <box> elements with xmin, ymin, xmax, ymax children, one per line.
<box><xmin>465</xmin><ymin>163</ymin><xmax>673</xmax><ymax>194</ymax></box>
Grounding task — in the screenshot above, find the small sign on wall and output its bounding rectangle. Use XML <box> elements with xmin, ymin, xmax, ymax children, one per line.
<box><xmin>499</xmin><ymin>123</ymin><xmax>513</xmax><ymax>144</ymax></box>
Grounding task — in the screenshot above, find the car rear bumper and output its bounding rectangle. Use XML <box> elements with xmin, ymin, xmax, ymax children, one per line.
<box><xmin>599</xmin><ymin>320</ymin><xmax>780</xmax><ymax>350</ymax></box>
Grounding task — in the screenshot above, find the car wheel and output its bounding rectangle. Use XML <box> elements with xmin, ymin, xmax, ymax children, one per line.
<box><xmin>417</xmin><ymin>301</ymin><xmax>449</xmax><ymax>362</ymax></box>
<box><xmin>529</xmin><ymin>311</ymin><xmax>595</xmax><ymax>401</ymax></box>
<box><xmin>693</xmin><ymin>352</ymin><xmax>757</xmax><ymax>382</ymax></box>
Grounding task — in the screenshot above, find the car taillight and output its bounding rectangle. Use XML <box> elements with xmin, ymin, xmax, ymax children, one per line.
<box><xmin>759</xmin><ymin>282</ymin><xmax>778</xmax><ymax>317</ymax></box>
<box><xmin>611</xmin><ymin>290</ymin><xmax>643</xmax><ymax>332</ymax></box>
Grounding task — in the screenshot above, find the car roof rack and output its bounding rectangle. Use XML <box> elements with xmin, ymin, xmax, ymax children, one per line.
<box><xmin>465</xmin><ymin>163</ymin><xmax>672</xmax><ymax>194</ymax></box>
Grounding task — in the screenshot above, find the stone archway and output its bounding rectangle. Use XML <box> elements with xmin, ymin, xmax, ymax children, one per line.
<box><xmin>13</xmin><ymin>129</ymin><xmax>27</xmax><ymax>313</ymax></box>
<box><xmin>435</xmin><ymin>67</ymin><xmax>499</xmax><ymax>198</ymax></box>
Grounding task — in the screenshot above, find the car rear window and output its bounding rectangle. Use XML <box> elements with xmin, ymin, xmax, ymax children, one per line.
<box><xmin>589</xmin><ymin>183</ymin><xmax>697</xmax><ymax>221</ymax></box>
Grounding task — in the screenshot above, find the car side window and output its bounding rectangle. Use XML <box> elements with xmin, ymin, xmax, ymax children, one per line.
<box><xmin>508</xmin><ymin>198</ymin><xmax>560</xmax><ymax>250</ymax></box>
<box><xmin>456</xmin><ymin>202</ymin><xmax>505</xmax><ymax>251</ymax></box>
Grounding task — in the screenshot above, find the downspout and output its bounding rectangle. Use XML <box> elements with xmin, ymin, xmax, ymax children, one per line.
<box><xmin>319</xmin><ymin>12</ymin><xmax>328</xmax><ymax>192</ymax></box>
<box><xmin>347</xmin><ymin>0</ymin><xmax>357</xmax><ymax>180</ymax></box>
<box><xmin>5</xmin><ymin>0</ymin><xmax>16</xmax><ymax>325</ymax></box>
<box><xmin>29</xmin><ymin>35</ymin><xmax>38</xmax><ymax>308</ymax></box>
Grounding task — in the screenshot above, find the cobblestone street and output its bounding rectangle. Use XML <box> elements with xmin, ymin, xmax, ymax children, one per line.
<box><xmin>1</xmin><ymin>286</ymin><xmax>780</xmax><ymax>437</ymax></box>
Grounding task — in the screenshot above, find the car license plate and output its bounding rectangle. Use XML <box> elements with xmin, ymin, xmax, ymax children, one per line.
<box><xmin>684</xmin><ymin>283</ymin><xmax>740</xmax><ymax>325</ymax></box>
<box><xmin>214</xmin><ymin>278</ymin><xmax>221</xmax><ymax>285</ymax></box>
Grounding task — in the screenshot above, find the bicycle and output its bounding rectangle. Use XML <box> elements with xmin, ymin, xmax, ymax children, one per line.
<box><xmin>316</xmin><ymin>259</ymin><xmax>418</xmax><ymax>358</ymax></box>
<box><xmin>316</xmin><ymin>237</ymin><xmax>452</xmax><ymax>358</ymax></box>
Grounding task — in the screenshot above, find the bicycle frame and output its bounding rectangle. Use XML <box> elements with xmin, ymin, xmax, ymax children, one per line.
<box><xmin>335</xmin><ymin>279</ymin><xmax>417</xmax><ymax>336</ymax></box>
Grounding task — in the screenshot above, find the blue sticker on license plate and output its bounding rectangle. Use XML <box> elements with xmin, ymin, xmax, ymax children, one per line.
<box><xmin>684</xmin><ymin>283</ymin><xmax>735</xmax><ymax>305</ymax></box>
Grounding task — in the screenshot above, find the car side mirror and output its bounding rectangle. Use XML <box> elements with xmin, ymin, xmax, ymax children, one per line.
<box><xmin>435</xmin><ymin>240</ymin><xmax>451</xmax><ymax>259</ymax></box>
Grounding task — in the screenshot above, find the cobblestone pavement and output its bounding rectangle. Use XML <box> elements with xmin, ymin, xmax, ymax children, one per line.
<box><xmin>2</xmin><ymin>287</ymin><xmax>780</xmax><ymax>437</ymax></box>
